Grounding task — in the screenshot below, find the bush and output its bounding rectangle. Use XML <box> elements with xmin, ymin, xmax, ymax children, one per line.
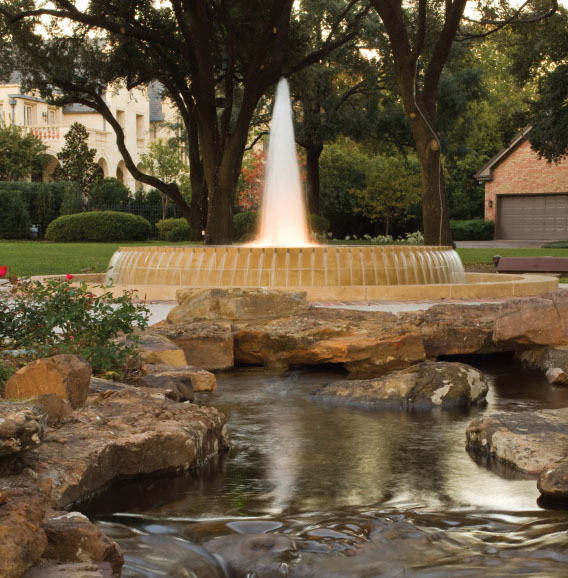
<box><xmin>233</xmin><ymin>211</ymin><xmax>258</xmax><ymax>241</ymax></box>
<box><xmin>0</xmin><ymin>277</ymin><xmax>149</xmax><ymax>375</ymax></box>
<box><xmin>309</xmin><ymin>213</ymin><xmax>330</xmax><ymax>235</ymax></box>
<box><xmin>0</xmin><ymin>190</ymin><xmax>30</xmax><ymax>239</ymax></box>
<box><xmin>156</xmin><ymin>218</ymin><xmax>188</xmax><ymax>240</ymax></box>
<box><xmin>450</xmin><ymin>219</ymin><xmax>494</xmax><ymax>241</ymax></box>
<box><xmin>0</xmin><ymin>181</ymin><xmax>71</xmax><ymax>235</ymax></box>
<box><xmin>89</xmin><ymin>177</ymin><xmax>131</xmax><ymax>205</ymax></box>
<box><xmin>45</xmin><ymin>211</ymin><xmax>151</xmax><ymax>242</ymax></box>
<box><xmin>59</xmin><ymin>184</ymin><xmax>83</xmax><ymax>215</ymax></box>
<box><xmin>165</xmin><ymin>221</ymin><xmax>191</xmax><ymax>242</ymax></box>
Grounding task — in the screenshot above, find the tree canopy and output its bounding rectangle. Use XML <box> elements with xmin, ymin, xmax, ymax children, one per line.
<box><xmin>0</xmin><ymin>122</ymin><xmax>47</xmax><ymax>181</ymax></box>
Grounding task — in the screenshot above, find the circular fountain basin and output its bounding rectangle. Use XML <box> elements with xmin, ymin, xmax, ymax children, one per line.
<box><xmin>84</xmin><ymin>245</ymin><xmax>559</xmax><ymax>301</ymax></box>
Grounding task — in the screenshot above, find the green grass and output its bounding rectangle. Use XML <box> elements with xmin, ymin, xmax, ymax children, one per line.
<box><xmin>0</xmin><ymin>240</ymin><xmax>201</xmax><ymax>277</ymax></box>
<box><xmin>2</xmin><ymin>241</ymin><xmax>568</xmax><ymax>278</ymax></box>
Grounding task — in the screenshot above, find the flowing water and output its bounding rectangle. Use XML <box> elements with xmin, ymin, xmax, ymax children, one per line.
<box><xmin>83</xmin><ymin>356</ymin><xmax>568</xmax><ymax>577</ymax></box>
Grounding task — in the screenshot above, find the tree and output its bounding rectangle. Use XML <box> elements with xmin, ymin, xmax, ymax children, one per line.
<box><xmin>0</xmin><ymin>0</ymin><xmax>370</xmax><ymax>244</ymax></box>
<box><xmin>140</xmin><ymin>139</ymin><xmax>189</xmax><ymax>220</ymax></box>
<box><xmin>56</xmin><ymin>123</ymin><xmax>99</xmax><ymax>199</ymax></box>
<box><xmin>0</xmin><ymin>122</ymin><xmax>47</xmax><ymax>181</ymax></box>
<box><xmin>366</xmin><ymin>0</ymin><xmax>558</xmax><ymax>245</ymax></box>
<box><xmin>351</xmin><ymin>154</ymin><xmax>421</xmax><ymax>235</ymax></box>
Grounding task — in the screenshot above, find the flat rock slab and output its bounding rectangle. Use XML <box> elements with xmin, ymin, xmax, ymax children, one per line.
<box><xmin>23</xmin><ymin>563</ymin><xmax>113</xmax><ymax>578</ymax></box>
<box><xmin>18</xmin><ymin>387</ymin><xmax>230</xmax><ymax>508</ymax></box>
<box><xmin>538</xmin><ymin>459</ymin><xmax>568</xmax><ymax>501</ymax></box>
<box><xmin>234</xmin><ymin>308</ymin><xmax>426</xmax><ymax>373</ymax></box>
<box><xmin>466</xmin><ymin>408</ymin><xmax>568</xmax><ymax>475</ymax></box>
<box><xmin>313</xmin><ymin>361</ymin><xmax>488</xmax><ymax>409</ymax></box>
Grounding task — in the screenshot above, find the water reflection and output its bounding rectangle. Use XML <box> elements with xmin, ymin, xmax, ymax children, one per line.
<box><xmin>83</xmin><ymin>357</ymin><xmax>568</xmax><ymax>577</ymax></box>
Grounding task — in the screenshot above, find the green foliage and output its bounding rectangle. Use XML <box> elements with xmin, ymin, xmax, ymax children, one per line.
<box><xmin>0</xmin><ymin>277</ymin><xmax>149</xmax><ymax>374</ymax></box>
<box><xmin>0</xmin><ymin>190</ymin><xmax>30</xmax><ymax>239</ymax></box>
<box><xmin>89</xmin><ymin>177</ymin><xmax>131</xmax><ymax>205</ymax></box>
<box><xmin>233</xmin><ymin>211</ymin><xmax>258</xmax><ymax>242</ymax></box>
<box><xmin>156</xmin><ymin>218</ymin><xmax>188</xmax><ymax>240</ymax></box>
<box><xmin>56</xmin><ymin>123</ymin><xmax>99</xmax><ymax>198</ymax></box>
<box><xmin>59</xmin><ymin>184</ymin><xmax>83</xmax><ymax>215</ymax></box>
<box><xmin>0</xmin><ymin>181</ymin><xmax>72</xmax><ymax>235</ymax></box>
<box><xmin>45</xmin><ymin>211</ymin><xmax>151</xmax><ymax>242</ymax></box>
<box><xmin>0</xmin><ymin>122</ymin><xmax>47</xmax><ymax>181</ymax></box>
<box><xmin>165</xmin><ymin>221</ymin><xmax>191</xmax><ymax>242</ymax></box>
<box><xmin>0</xmin><ymin>358</ymin><xmax>15</xmax><ymax>393</ymax></box>
<box><xmin>541</xmin><ymin>241</ymin><xmax>568</xmax><ymax>249</ymax></box>
<box><xmin>309</xmin><ymin>213</ymin><xmax>330</xmax><ymax>235</ymax></box>
<box><xmin>350</xmin><ymin>155</ymin><xmax>421</xmax><ymax>236</ymax></box>
<box><xmin>450</xmin><ymin>219</ymin><xmax>494</xmax><ymax>241</ymax></box>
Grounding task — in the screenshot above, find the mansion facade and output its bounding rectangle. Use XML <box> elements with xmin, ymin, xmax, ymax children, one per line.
<box><xmin>0</xmin><ymin>76</ymin><xmax>170</xmax><ymax>193</ymax></box>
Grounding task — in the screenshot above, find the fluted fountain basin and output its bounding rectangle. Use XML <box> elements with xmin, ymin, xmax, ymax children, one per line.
<box><xmin>86</xmin><ymin>245</ymin><xmax>560</xmax><ymax>301</ymax></box>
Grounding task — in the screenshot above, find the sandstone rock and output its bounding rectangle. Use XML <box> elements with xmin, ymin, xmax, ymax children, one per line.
<box><xmin>313</xmin><ymin>362</ymin><xmax>488</xmax><ymax>409</ymax></box>
<box><xmin>23</xmin><ymin>562</ymin><xmax>113</xmax><ymax>578</ymax></box>
<box><xmin>538</xmin><ymin>459</ymin><xmax>568</xmax><ymax>501</ymax></box>
<box><xmin>466</xmin><ymin>408</ymin><xmax>568</xmax><ymax>474</ymax></box>
<box><xmin>0</xmin><ymin>402</ymin><xmax>46</xmax><ymax>456</ymax></box>
<box><xmin>234</xmin><ymin>309</ymin><xmax>425</xmax><ymax>374</ymax></box>
<box><xmin>138</xmin><ymin>333</ymin><xmax>187</xmax><ymax>366</ymax></box>
<box><xmin>143</xmin><ymin>363</ymin><xmax>217</xmax><ymax>392</ymax></box>
<box><xmin>0</xmin><ymin>485</ymin><xmax>48</xmax><ymax>578</ymax></box>
<box><xmin>154</xmin><ymin>322</ymin><xmax>234</xmax><ymax>371</ymax></box>
<box><xmin>493</xmin><ymin>293</ymin><xmax>568</xmax><ymax>346</ymax></box>
<box><xmin>139</xmin><ymin>373</ymin><xmax>194</xmax><ymax>402</ymax></box>
<box><xmin>5</xmin><ymin>354</ymin><xmax>92</xmax><ymax>409</ymax></box>
<box><xmin>401</xmin><ymin>303</ymin><xmax>501</xmax><ymax>357</ymax></box>
<box><xmin>516</xmin><ymin>345</ymin><xmax>568</xmax><ymax>385</ymax></box>
<box><xmin>35</xmin><ymin>394</ymin><xmax>74</xmax><ymax>423</ymax></box>
<box><xmin>168</xmin><ymin>288</ymin><xmax>309</xmax><ymax>324</ymax></box>
<box><xmin>18</xmin><ymin>388</ymin><xmax>229</xmax><ymax>507</ymax></box>
<box><xmin>42</xmin><ymin>512</ymin><xmax>123</xmax><ymax>577</ymax></box>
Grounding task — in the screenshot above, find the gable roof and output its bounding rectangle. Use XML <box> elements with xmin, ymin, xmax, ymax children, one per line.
<box><xmin>474</xmin><ymin>127</ymin><xmax>532</xmax><ymax>182</ymax></box>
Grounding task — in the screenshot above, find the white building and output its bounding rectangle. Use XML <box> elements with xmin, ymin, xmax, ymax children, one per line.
<box><xmin>0</xmin><ymin>76</ymin><xmax>169</xmax><ymax>192</ymax></box>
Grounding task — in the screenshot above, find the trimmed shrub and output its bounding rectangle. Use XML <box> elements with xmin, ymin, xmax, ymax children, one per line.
<box><xmin>0</xmin><ymin>190</ymin><xmax>30</xmax><ymax>239</ymax></box>
<box><xmin>309</xmin><ymin>213</ymin><xmax>330</xmax><ymax>235</ymax></box>
<box><xmin>156</xmin><ymin>218</ymin><xmax>188</xmax><ymax>240</ymax></box>
<box><xmin>165</xmin><ymin>221</ymin><xmax>191</xmax><ymax>242</ymax></box>
<box><xmin>89</xmin><ymin>177</ymin><xmax>131</xmax><ymax>205</ymax></box>
<box><xmin>450</xmin><ymin>219</ymin><xmax>494</xmax><ymax>241</ymax></box>
<box><xmin>233</xmin><ymin>211</ymin><xmax>258</xmax><ymax>241</ymax></box>
<box><xmin>45</xmin><ymin>211</ymin><xmax>151</xmax><ymax>242</ymax></box>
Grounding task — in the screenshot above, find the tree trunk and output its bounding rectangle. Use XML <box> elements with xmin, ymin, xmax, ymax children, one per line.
<box><xmin>305</xmin><ymin>143</ymin><xmax>323</xmax><ymax>215</ymax></box>
<box><xmin>188</xmin><ymin>108</ymin><xmax>207</xmax><ymax>242</ymax></box>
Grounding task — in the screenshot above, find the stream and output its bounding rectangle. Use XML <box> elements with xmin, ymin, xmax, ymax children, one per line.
<box><xmin>83</xmin><ymin>355</ymin><xmax>568</xmax><ymax>577</ymax></box>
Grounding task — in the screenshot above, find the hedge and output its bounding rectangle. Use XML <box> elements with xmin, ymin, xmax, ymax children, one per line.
<box><xmin>45</xmin><ymin>211</ymin><xmax>151</xmax><ymax>242</ymax></box>
<box><xmin>450</xmin><ymin>219</ymin><xmax>494</xmax><ymax>241</ymax></box>
<box><xmin>156</xmin><ymin>218</ymin><xmax>189</xmax><ymax>240</ymax></box>
<box><xmin>0</xmin><ymin>190</ymin><xmax>30</xmax><ymax>239</ymax></box>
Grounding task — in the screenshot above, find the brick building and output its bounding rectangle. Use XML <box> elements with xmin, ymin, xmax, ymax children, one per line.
<box><xmin>475</xmin><ymin>128</ymin><xmax>568</xmax><ymax>240</ymax></box>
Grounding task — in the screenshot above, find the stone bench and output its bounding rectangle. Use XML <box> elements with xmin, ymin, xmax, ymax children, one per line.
<box><xmin>493</xmin><ymin>255</ymin><xmax>568</xmax><ymax>275</ymax></box>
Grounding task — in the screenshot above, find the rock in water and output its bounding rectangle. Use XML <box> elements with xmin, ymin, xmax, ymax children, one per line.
<box><xmin>313</xmin><ymin>361</ymin><xmax>488</xmax><ymax>409</ymax></box>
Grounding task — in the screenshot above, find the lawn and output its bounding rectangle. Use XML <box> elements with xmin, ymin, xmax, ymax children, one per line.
<box><xmin>0</xmin><ymin>241</ymin><xmax>200</xmax><ymax>277</ymax></box>
<box><xmin>2</xmin><ymin>241</ymin><xmax>568</xmax><ymax>278</ymax></box>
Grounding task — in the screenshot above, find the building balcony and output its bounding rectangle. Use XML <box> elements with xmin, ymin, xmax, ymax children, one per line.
<box><xmin>22</xmin><ymin>124</ymin><xmax>110</xmax><ymax>149</ymax></box>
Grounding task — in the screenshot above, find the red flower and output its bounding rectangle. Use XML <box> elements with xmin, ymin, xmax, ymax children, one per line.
<box><xmin>66</xmin><ymin>274</ymin><xmax>74</xmax><ymax>281</ymax></box>
<box><xmin>0</xmin><ymin>265</ymin><xmax>7</xmax><ymax>278</ymax></box>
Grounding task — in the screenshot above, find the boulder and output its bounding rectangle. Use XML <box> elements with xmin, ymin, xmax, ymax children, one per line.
<box><xmin>0</xmin><ymin>402</ymin><xmax>46</xmax><ymax>456</ymax></box>
<box><xmin>153</xmin><ymin>322</ymin><xmax>234</xmax><ymax>371</ymax></box>
<box><xmin>401</xmin><ymin>303</ymin><xmax>501</xmax><ymax>357</ymax></box>
<box><xmin>41</xmin><ymin>512</ymin><xmax>123</xmax><ymax>577</ymax></box>
<box><xmin>0</xmin><ymin>485</ymin><xmax>48</xmax><ymax>578</ymax></box>
<box><xmin>538</xmin><ymin>459</ymin><xmax>568</xmax><ymax>501</ymax></box>
<box><xmin>17</xmin><ymin>387</ymin><xmax>229</xmax><ymax>508</ymax></box>
<box><xmin>34</xmin><ymin>394</ymin><xmax>74</xmax><ymax>424</ymax></box>
<box><xmin>313</xmin><ymin>362</ymin><xmax>488</xmax><ymax>409</ymax></box>
<box><xmin>23</xmin><ymin>563</ymin><xmax>113</xmax><ymax>578</ymax></box>
<box><xmin>516</xmin><ymin>345</ymin><xmax>568</xmax><ymax>385</ymax></box>
<box><xmin>5</xmin><ymin>354</ymin><xmax>92</xmax><ymax>409</ymax></box>
<box><xmin>493</xmin><ymin>292</ymin><xmax>568</xmax><ymax>346</ymax></box>
<box><xmin>168</xmin><ymin>288</ymin><xmax>310</xmax><ymax>324</ymax></box>
<box><xmin>139</xmin><ymin>373</ymin><xmax>194</xmax><ymax>402</ymax></box>
<box><xmin>142</xmin><ymin>363</ymin><xmax>217</xmax><ymax>392</ymax></box>
<box><xmin>137</xmin><ymin>333</ymin><xmax>187</xmax><ymax>367</ymax></box>
<box><xmin>466</xmin><ymin>408</ymin><xmax>568</xmax><ymax>474</ymax></box>
<box><xmin>234</xmin><ymin>309</ymin><xmax>425</xmax><ymax>374</ymax></box>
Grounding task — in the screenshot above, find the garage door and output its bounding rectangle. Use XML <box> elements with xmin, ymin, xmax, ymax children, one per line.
<box><xmin>497</xmin><ymin>194</ymin><xmax>568</xmax><ymax>240</ymax></box>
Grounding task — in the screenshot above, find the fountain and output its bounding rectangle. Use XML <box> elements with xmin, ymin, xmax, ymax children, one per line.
<box><xmin>102</xmin><ymin>78</ymin><xmax>557</xmax><ymax>301</ymax></box>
